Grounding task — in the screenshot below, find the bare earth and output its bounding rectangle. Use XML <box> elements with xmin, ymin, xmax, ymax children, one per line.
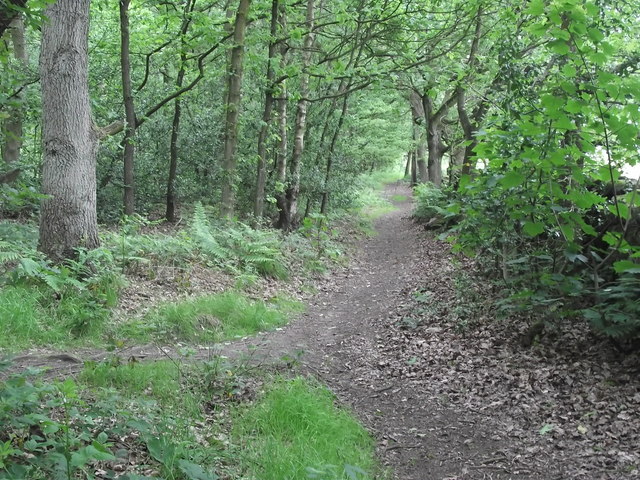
<box><xmin>4</xmin><ymin>183</ymin><xmax>639</xmax><ymax>479</ymax></box>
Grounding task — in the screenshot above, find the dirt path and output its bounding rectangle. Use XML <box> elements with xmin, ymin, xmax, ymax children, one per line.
<box><xmin>5</xmin><ymin>184</ymin><xmax>638</xmax><ymax>479</ymax></box>
<box><xmin>213</xmin><ymin>183</ymin><xmax>541</xmax><ymax>479</ymax></box>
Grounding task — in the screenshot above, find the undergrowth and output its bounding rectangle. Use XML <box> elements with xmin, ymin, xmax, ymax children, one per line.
<box><xmin>1</xmin><ymin>360</ymin><xmax>378</xmax><ymax>480</ymax></box>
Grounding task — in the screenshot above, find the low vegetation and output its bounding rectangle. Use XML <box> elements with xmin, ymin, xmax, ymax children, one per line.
<box><xmin>0</xmin><ymin>171</ymin><xmax>397</xmax><ymax>479</ymax></box>
<box><xmin>0</xmin><ymin>359</ymin><xmax>378</xmax><ymax>480</ymax></box>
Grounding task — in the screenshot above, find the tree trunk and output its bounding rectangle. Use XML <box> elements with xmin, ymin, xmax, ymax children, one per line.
<box><xmin>404</xmin><ymin>153</ymin><xmax>411</xmax><ymax>178</ymax></box>
<box><xmin>0</xmin><ymin>0</ymin><xmax>26</xmax><ymax>38</ymax></box>
<box><xmin>166</xmin><ymin>0</ymin><xmax>196</xmax><ymax>222</ymax></box>
<box><xmin>120</xmin><ymin>0</ymin><xmax>136</xmax><ymax>215</ymax></box>
<box><xmin>274</xmin><ymin>85</ymin><xmax>289</xmax><ymax>228</ymax></box>
<box><xmin>281</xmin><ymin>0</ymin><xmax>315</xmax><ymax>230</ymax></box>
<box><xmin>409</xmin><ymin>91</ymin><xmax>428</xmax><ymax>183</ymax></box>
<box><xmin>39</xmin><ymin>0</ymin><xmax>99</xmax><ymax>261</ymax></box>
<box><xmin>2</xmin><ymin>15</ymin><xmax>27</xmax><ymax>168</ymax></box>
<box><xmin>320</xmin><ymin>92</ymin><xmax>349</xmax><ymax>214</ymax></box>
<box><xmin>220</xmin><ymin>0</ymin><xmax>251</xmax><ymax>218</ymax></box>
<box><xmin>423</xmin><ymin>94</ymin><xmax>452</xmax><ymax>187</ymax></box>
<box><xmin>166</xmin><ymin>66</ymin><xmax>185</xmax><ymax>222</ymax></box>
<box><xmin>254</xmin><ymin>0</ymin><xmax>279</xmax><ymax>219</ymax></box>
<box><xmin>410</xmin><ymin>151</ymin><xmax>417</xmax><ymax>186</ymax></box>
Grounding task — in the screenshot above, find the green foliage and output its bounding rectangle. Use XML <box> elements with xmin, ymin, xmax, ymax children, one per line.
<box><xmin>118</xmin><ymin>292</ymin><xmax>298</xmax><ymax>344</ymax></box>
<box><xmin>233</xmin><ymin>377</ymin><xmax>376</xmax><ymax>480</ymax></box>
<box><xmin>443</xmin><ymin>1</ymin><xmax>640</xmax><ymax>342</ymax></box>
<box><xmin>0</xmin><ymin>363</ymin><xmax>220</xmax><ymax>480</ymax></box>
<box><xmin>412</xmin><ymin>182</ymin><xmax>448</xmax><ymax>220</ymax></box>
<box><xmin>0</xmin><ymin>229</ymin><xmax>126</xmax><ymax>350</ymax></box>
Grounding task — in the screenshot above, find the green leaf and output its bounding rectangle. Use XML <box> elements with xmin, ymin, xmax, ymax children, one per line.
<box><xmin>499</xmin><ymin>172</ymin><xmax>525</xmax><ymax>189</ymax></box>
<box><xmin>526</xmin><ymin>0</ymin><xmax>545</xmax><ymax>15</ymax></box>
<box><xmin>613</xmin><ymin>260</ymin><xmax>640</xmax><ymax>274</ymax></box>
<box><xmin>587</xmin><ymin>27</ymin><xmax>604</xmax><ymax>43</ymax></box>
<box><xmin>177</xmin><ymin>460</ymin><xmax>219</xmax><ymax>480</ymax></box>
<box><xmin>523</xmin><ymin>222</ymin><xmax>545</xmax><ymax>237</ymax></box>
<box><xmin>548</xmin><ymin>40</ymin><xmax>570</xmax><ymax>55</ymax></box>
<box><xmin>539</xmin><ymin>423</ymin><xmax>554</xmax><ymax>435</ymax></box>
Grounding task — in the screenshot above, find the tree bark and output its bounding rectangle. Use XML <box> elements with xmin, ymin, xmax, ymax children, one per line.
<box><xmin>39</xmin><ymin>0</ymin><xmax>99</xmax><ymax>261</ymax></box>
<box><xmin>409</xmin><ymin>91</ymin><xmax>428</xmax><ymax>183</ymax></box>
<box><xmin>281</xmin><ymin>0</ymin><xmax>315</xmax><ymax>230</ymax></box>
<box><xmin>0</xmin><ymin>0</ymin><xmax>26</xmax><ymax>38</ymax></box>
<box><xmin>166</xmin><ymin>64</ymin><xmax>186</xmax><ymax>223</ymax></box>
<box><xmin>273</xmin><ymin>21</ymin><xmax>289</xmax><ymax>228</ymax></box>
<box><xmin>253</xmin><ymin>0</ymin><xmax>280</xmax><ymax>219</ymax></box>
<box><xmin>320</xmin><ymin>92</ymin><xmax>349</xmax><ymax>214</ymax></box>
<box><xmin>422</xmin><ymin>93</ymin><xmax>455</xmax><ymax>187</ymax></box>
<box><xmin>166</xmin><ymin>0</ymin><xmax>196</xmax><ymax>222</ymax></box>
<box><xmin>120</xmin><ymin>0</ymin><xmax>136</xmax><ymax>215</ymax></box>
<box><xmin>2</xmin><ymin>15</ymin><xmax>27</xmax><ymax>168</ymax></box>
<box><xmin>220</xmin><ymin>0</ymin><xmax>251</xmax><ymax>218</ymax></box>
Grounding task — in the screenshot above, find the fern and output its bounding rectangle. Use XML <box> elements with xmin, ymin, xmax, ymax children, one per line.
<box><xmin>190</xmin><ymin>203</ymin><xmax>230</xmax><ymax>265</ymax></box>
<box><xmin>584</xmin><ymin>273</ymin><xmax>640</xmax><ymax>340</ymax></box>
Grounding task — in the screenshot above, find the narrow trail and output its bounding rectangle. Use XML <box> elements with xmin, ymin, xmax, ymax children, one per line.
<box><xmin>217</xmin><ymin>183</ymin><xmax>537</xmax><ymax>479</ymax></box>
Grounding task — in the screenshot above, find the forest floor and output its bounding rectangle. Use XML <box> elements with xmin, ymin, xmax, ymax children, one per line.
<box><xmin>4</xmin><ymin>183</ymin><xmax>640</xmax><ymax>479</ymax></box>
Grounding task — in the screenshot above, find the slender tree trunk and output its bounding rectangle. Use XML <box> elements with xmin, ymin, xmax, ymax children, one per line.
<box><xmin>273</xmin><ymin>17</ymin><xmax>289</xmax><ymax>229</ymax></box>
<box><xmin>274</xmin><ymin>84</ymin><xmax>289</xmax><ymax>227</ymax></box>
<box><xmin>254</xmin><ymin>0</ymin><xmax>279</xmax><ymax>219</ymax></box>
<box><xmin>166</xmin><ymin>0</ymin><xmax>196</xmax><ymax>222</ymax></box>
<box><xmin>410</xmin><ymin>150</ymin><xmax>417</xmax><ymax>186</ymax></box>
<box><xmin>320</xmin><ymin>92</ymin><xmax>349</xmax><ymax>214</ymax></box>
<box><xmin>120</xmin><ymin>0</ymin><xmax>136</xmax><ymax>215</ymax></box>
<box><xmin>220</xmin><ymin>0</ymin><xmax>251</xmax><ymax>218</ymax></box>
<box><xmin>2</xmin><ymin>16</ymin><xmax>27</xmax><ymax>169</ymax></box>
<box><xmin>39</xmin><ymin>0</ymin><xmax>99</xmax><ymax>261</ymax></box>
<box><xmin>404</xmin><ymin>153</ymin><xmax>411</xmax><ymax>178</ymax></box>
<box><xmin>281</xmin><ymin>0</ymin><xmax>315</xmax><ymax>230</ymax></box>
<box><xmin>166</xmin><ymin>64</ymin><xmax>186</xmax><ymax>222</ymax></box>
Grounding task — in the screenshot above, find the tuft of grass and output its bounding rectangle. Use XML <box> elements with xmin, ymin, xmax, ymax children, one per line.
<box><xmin>390</xmin><ymin>194</ymin><xmax>409</xmax><ymax>202</ymax></box>
<box><xmin>233</xmin><ymin>377</ymin><xmax>376</xmax><ymax>480</ymax></box>
<box><xmin>80</xmin><ymin>360</ymin><xmax>200</xmax><ymax>413</ymax></box>
<box><xmin>117</xmin><ymin>292</ymin><xmax>300</xmax><ymax>343</ymax></box>
<box><xmin>0</xmin><ymin>286</ymin><xmax>62</xmax><ymax>349</ymax></box>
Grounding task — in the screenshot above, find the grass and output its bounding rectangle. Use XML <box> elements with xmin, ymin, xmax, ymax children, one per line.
<box><xmin>72</xmin><ymin>364</ymin><xmax>378</xmax><ymax>480</ymax></box>
<box><xmin>390</xmin><ymin>194</ymin><xmax>409</xmax><ymax>202</ymax></box>
<box><xmin>0</xmin><ymin>285</ymin><xmax>110</xmax><ymax>351</ymax></box>
<box><xmin>233</xmin><ymin>377</ymin><xmax>376</xmax><ymax>480</ymax></box>
<box><xmin>116</xmin><ymin>291</ymin><xmax>302</xmax><ymax>344</ymax></box>
<box><xmin>80</xmin><ymin>359</ymin><xmax>201</xmax><ymax>413</ymax></box>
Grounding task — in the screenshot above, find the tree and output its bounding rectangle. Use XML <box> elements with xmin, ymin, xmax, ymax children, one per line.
<box><xmin>220</xmin><ymin>0</ymin><xmax>251</xmax><ymax>217</ymax></box>
<box><xmin>278</xmin><ymin>0</ymin><xmax>315</xmax><ymax>230</ymax></box>
<box><xmin>2</xmin><ymin>15</ymin><xmax>27</xmax><ymax>169</ymax></box>
<box><xmin>38</xmin><ymin>0</ymin><xmax>99</xmax><ymax>261</ymax></box>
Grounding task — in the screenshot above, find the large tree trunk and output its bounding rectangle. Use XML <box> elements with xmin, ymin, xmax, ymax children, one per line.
<box><xmin>423</xmin><ymin>94</ymin><xmax>454</xmax><ymax>187</ymax></box>
<box><xmin>39</xmin><ymin>0</ymin><xmax>99</xmax><ymax>261</ymax></box>
<box><xmin>2</xmin><ymin>15</ymin><xmax>27</xmax><ymax>168</ymax></box>
<box><xmin>120</xmin><ymin>0</ymin><xmax>136</xmax><ymax>215</ymax></box>
<box><xmin>253</xmin><ymin>0</ymin><xmax>280</xmax><ymax>219</ymax></box>
<box><xmin>220</xmin><ymin>0</ymin><xmax>251</xmax><ymax>218</ymax></box>
<box><xmin>281</xmin><ymin>0</ymin><xmax>315</xmax><ymax>231</ymax></box>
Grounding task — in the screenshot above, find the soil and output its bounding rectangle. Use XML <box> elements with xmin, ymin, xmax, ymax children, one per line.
<box><xmin>3</xmin><ymin>183</ymin><xmax>639</xmax><ymax>479</ymax></box>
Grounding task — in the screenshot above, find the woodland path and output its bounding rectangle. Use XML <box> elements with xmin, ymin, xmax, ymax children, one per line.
<box><xmin>5</xmin><ymin>184</ymin><xmax>638</xmax><ymax>479</ymax></box>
